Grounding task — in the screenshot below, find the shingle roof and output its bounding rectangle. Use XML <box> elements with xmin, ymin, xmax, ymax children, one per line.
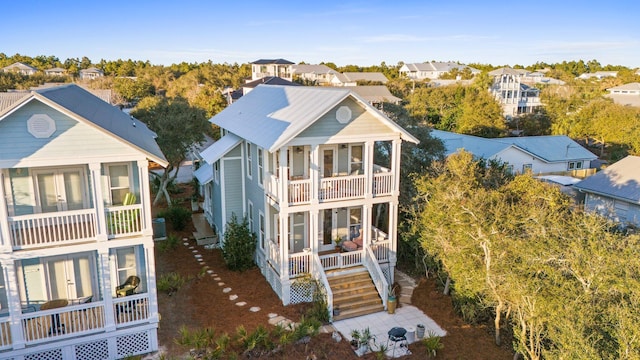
<box><xmin>574</xmin><ymin>156</ymin><xmax>640</xmax><ymax>203</ymax></box>
<box><xmin>210</xmin><ymin>85</ymin><xmax>417</xmax><ymax>152</ymax></box>
<box><xmin>251</xmin><ymin>59</ymin><xmax>294</xmax><ymax>65</ymax></box>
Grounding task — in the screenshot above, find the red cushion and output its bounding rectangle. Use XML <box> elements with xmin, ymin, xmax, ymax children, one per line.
<box><xmin>342</xmin><ymin>240</ymin><xmax>357</xmax><ymax>251</ymax></box>
<box><xmin>353</xmin><ymin>237</ymin><xmax>363</xmax><ymax>248</ymax></box>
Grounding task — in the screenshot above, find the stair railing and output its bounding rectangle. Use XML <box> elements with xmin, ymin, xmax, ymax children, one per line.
<box><xmin>363</xmin><ymin>247</ymin><xmax>389</xmax><ymax>310</ymax></box>
<box><xmin>311</xmin><ymin>254</ymin><xmax>334</xmax><ymax>322</ymax></box>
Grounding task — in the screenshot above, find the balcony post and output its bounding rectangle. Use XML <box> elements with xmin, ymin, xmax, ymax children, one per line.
<box><xmin>279</xmin><ymin>150</ymin><xmax>289</xmax><ymax>208</ymax></box>
<box><xmin>144</xmin><ymin>242</ymin><xmax>160</xmax><ymax>324</ymax></box>
<box><xmin>1</xmin><ymin>259</ymin><xmax>25</xmax><ymax>349</ymax></box>
<box><xmin>364</xmin><ymin>141</ymin><xmax>374</xmax><ymax>198</ymax></box>
<box><xmin>0</xmin><ymin>172</ymin><xmax>13</xmax><ymax>252</ymax></box>
<box><xmin>362</xmin><ymin>203</ymin><xmax>372</xmax><ymax>251</ymax></box>
<box><xmin>137</xmin><ymin>160</ymin><xmax>153</xmax><ymax>237</ymax></box>
<box><xmin>99</xmin><ymin>249</ymin><xmax>117</xmax><ymax>332</ymax></box>
<box><xmin>310</xmin><ymin>144</ymin><xmax>319</xmax><ymax>205</ymax></box>
<box><xmin>89</xmin><ymin>163</ymin><xmax>108</xmax><ymax>241</ymax></box>
<box><xmin>391</xmin><ymin>139</ymin><xmax>402</xmax><ymax>196</ymax></box>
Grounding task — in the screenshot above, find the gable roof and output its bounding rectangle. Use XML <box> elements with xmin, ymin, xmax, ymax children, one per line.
<box><xmin>242</xmin><ymin>76</ymin><xmax>300</xmax><ymax>89</ymax></box>
<box><xmin>607</xmin><ymin>82</ymin><xmax>640</xmax><ymax>92</ymax></box>
<box><xmin>251</xmin><ymin>59</ymin><xmax>294</xmax><ymax>65</ymax></box>
<box><xmin>342</xmin><ymin>72</ymin><xmax>388</xmax><ymax>83</ymax></box>
<box><xmin>431</xmin><ymin>130</ymin><xmax>597</xmax><ymax>163</ymax></box>
<box><xmin>341</xmin><ymin>86</ymin><xmax>401</xmax><ymax>104</ymax></box>
<box><xmin>489</xmin><ymin>67</ymin><xmax>528</xmax><ymax>77</ymax></box>
<box><xmin>574</xmin><ymin>156</ymin><xmax>640</xmax><ymax>203</ymax></box>
<box><xmin>292</xmin><ymin>64</ymin><xmax>337</xmax><ymax>75</ymax></box>
<box><xmin>210</xmin><ymin>85</ymin><xmax>418</xmax><ymax>152</ymax></box>
<box><xmin>2</xmin><ymin>62</ymin><xmax>38</xmax><ymax>72</ymax></box>
<box><xmin>0</xmin><ymin>84</ymin><xmax>167</xmax><ymax>166</ymax></box>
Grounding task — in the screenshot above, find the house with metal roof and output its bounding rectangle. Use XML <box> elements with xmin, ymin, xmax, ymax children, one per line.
<box><xmin>292</xmin><ymin>64</ymin><xmax>338</xmax><ymax>85</ymax></box>
<box><xmin>399</xmin><ymin>62</ymin><xmax>480</xmax><ymax>80</ymax></box>
<box><xmin>574</xmin><ymin>156</ymin><xmax>640</xmax><ymax>228</ymax></box>
<box><xmin>578</xmin><ymin>71</ymin><xmax>618</xmax><ymax>80</ymax></box>
<box><xmin>340</xmin><ymin>86</ymin><xmax>402</xmax><ymax>107</ymax></box>
<box><xmin>0</xmin><ymin>84</ymin><xmax>166</xmax><ymax>359</ymax></box>
<box><xmin>488</xmin><ymin>67</ymin><xmax>542</xmax><ymax>117</ymax></box>
<box><xmin>250</xmin><ymin>59</ymin><xmax>294</xmax><ymax>81</ymax></box>
<box><xmin>79</xmin><ymin>67</ymin><xmax>104</xmax><ymax>80</ymax></box>
<box><xmin>605</xmin><ymin>82</ymin><xmax>640</xmax><ymax>107</ymax></box>
<box><xmin>330</xmin><ymin>72</ymin><xmax>389</xmax><ymax>86</ymax></box>
<box><xmin>2</xmin><ymin>62</ymin><xmax>38</xmax><ymax>76</ymax></box>
<box><xmin>44</xmin><ymin>67</ymin><xmax>67</xmax><ymax>77</ymax></box>
<box><xmin>195</xmin><ymin>84</ymin><xmax>418</xmax><ymax>320</ymax></box>
<box><xmin>431</xmin><ymin>130</ymin><xmax>597</xmax><ymax>175</ymax></box>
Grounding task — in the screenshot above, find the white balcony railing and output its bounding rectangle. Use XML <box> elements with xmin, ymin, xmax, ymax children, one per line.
<box><xmin>266</xmin><ymin>238</ymin><xmax>281</xmax><ymax>273</ymax></box>
<box><xmin>289</xmin><ymin>252</ymin><xmax>311</xmax><ymax>277</ymax></box>
<box><xmin>373</xmin><ymin>173</ymin><xmax>393</xmax><ymax>196</ymax></box>
<box><xmin>319</xmin><ymin>175</ymin><xmax>366</xmax><ymax>201</ymax></box>
<box><xmin>288</xmin><ymin>179</ymin><xmax>311</xmax><ymax>205</ymax></box>
<box><xmin>8</xmin><ymin>209</ymin><xmax>97</xmax><ymax>250</ymax></box>
<box><xmin>113</xmin><ymin>293</ymin><xmax>150</xmax><ymax>327</ymax></box>
<box><xmin>21</xmin><ymin>301</ymin><xmax>105</xmax><ymax>344</ymax></box>
<box><xmin>0</xmin><ymin>317</ymin><xmax>11</xmax><ymax>350</ymax></box>
<box><xmin>106</xmin><ymin>204</ymin><xmax>143</xmax><ymax>238</ymax></box>
<box><xmin>319</xmin><ymin>251</ymin><xmax>363</xmax><ymax>271</ymax></box>
<box><xmin>266</xmin><ymin>173</ymin><xmax>280</xmax><ymax>201</ymax></box>
<box><xmin>371</xmin><ymin>240</ymin><xmax>391</xmax><ymax>262</ymax></box>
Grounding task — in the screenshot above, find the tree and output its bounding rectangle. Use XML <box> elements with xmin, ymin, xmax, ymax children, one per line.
<box><xmin>113</xmin><ymin>77</ymin><xmax>154</xmax><ymax>103</ymax></box>
<box><xmin>131</xmin><ymin>96</ymin><xmax>212</xmax><ymax>205</ymax></box>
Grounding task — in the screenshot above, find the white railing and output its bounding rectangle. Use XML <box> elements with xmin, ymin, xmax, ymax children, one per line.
<box><xmin>9</xmin><ymin>209</ymin><xmax>97</xmax><ymax>249</ymax></box>
<box><xmin>21</xmin><ymin>302</ymin><xmax>105</xmax><ymax>344</ymax></box>
<box><xmin>319</xmin><ymin>250</ymin><xmax>363</xmax><ymax>270</ymax></box>
<box><xmin>371</xmin><ymin>240</ymin><xmax>391</xmax><ymax>262</ymax></box>
<box><xmin>266</xmin><ymin>173</ymin><xmax>280</xmax><ymax>201</ymax></box>
<box><xmin>0</xmin><ymin>317</ymin><xmax>11</xmax><ymax>350</ymax></box>
<box><xmin>310</xmin><ymin>256</ymin><xmax>333</xmax><ymax>322</ymax></box>
<box><xmin>364</xmin><ymin>247</ymin><xmax>389</xmax><ymax>310</ymax></box>
<box><xmin>266</xmin><ymin>238</ymin><xmax>281</xmax><ymax>274</ymax></box>
<box><xmin>288</xmin><ymin>179</ymin><xmax>311</xmax><ymax>205</ymax></box>
<box><xmin>319</xmin><ymin>175</ymin><xmax>366</xmax><ymax>202</ymax></box>
<box><xmin>373</xmin><ymin>172</ymin><xmax>393</xmax><ymax>196</ymax></box>
<box><xmin>113</xmin><ymin>293</ymin><xmax>150</xmax><ymax>327</ymax></box>
<box><xmin>288</xmin><ymin>252</ymin><xmax>311</xmax><ymax>278</ymax></box>
<box><xmin>106</xmin><ymin>204</ymin><xmax>142</xmax><ymax>238</ymax></box>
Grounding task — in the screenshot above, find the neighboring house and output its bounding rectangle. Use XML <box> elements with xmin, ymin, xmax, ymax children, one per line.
<box><xmin>194</xmin><ymin>85</ymin><xmax>418</xmax><ymax>320</ymax></box>
<box><xmin>488</xmin><ymin>67</ymin><xmax>542</xmax><ymax>117</ymax></box>
<box><xmin>44</xmin><ymin>67</ymin><xmax>67</xmax><ymax>76</ymax></box>
<box><xmin>428</xmin><ymin>79</ymin><xmax>474</xmax><ymax>87</ymax></box>
<box><xmin>340</xmin><ymin>86</ymin><xmax>402</xmax><ymax>107</ymax></box>
<box><xmin>399</xmin><ymin>62</ymin><xmax>480</xmax><ymax>80</ymax></box>
<box><xmin>292</xmin><ymin>64</ymin><xmax>338</xmax><ymax>85</ymax></box>
<box><xmin>241</xmin><ymin>76</ymin><xmax>300</xmax><ymax>96</ymax></box>
<box><xmin>330</xmin><ymin>72</ymin><xmax>388</xmax><ymax>86</ymax></box>
<box><xmin>431</xmin><ymin>129</ymin><xmax>597</xmax><ymax>175</ymax></box>
<box><xmin>574</xmin><ymin>156</ymin><xmax>640</xmax><ymax>228</ymax></box>
<box><xmin>578</xmin><ymin>71</ymin><xmax>618</xmax><ymax>79</ymax></box>
<box><xmin>250</xmin><ymin>59</ymin><xmax>294</xmax><ymax>81</ymax></box>
<box><xmin>2</xmin><ymin>62</ymin><xmax>38</xmax><ymax>76</ymax></box>
<box><xmin>605</xmin><ymin>82</ymin><xmax>640</xmax><ymax>107</ymax></box>
<box><xmin>520</xmin><ymin>71</ymin><xmax>566</xmax><ymax>85</ymax></box>
<box><xmin>79</xmin><ymin>67</ymin><xmax>104</xmax><ymax>80</ymax></box>
<box><xmin>0</xmin><ymin>84</ymin><xmax>167</xmax><ymax>359</ymax></box>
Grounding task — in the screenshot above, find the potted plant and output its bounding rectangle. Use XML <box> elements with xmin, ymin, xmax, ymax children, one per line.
<box><xmin>350</xmin><ymin>327</ymin><xmax>375</xmax><ymax>356</ymax></box>
<box><xmin>387</xmin><ymin>283</ymin><xmax>398</xmax><ymax>314</ymax></box>
<box><xmin>334</xmin><ymin>235</ymin><xmax>343</xmax><ymax>251</ymax></box>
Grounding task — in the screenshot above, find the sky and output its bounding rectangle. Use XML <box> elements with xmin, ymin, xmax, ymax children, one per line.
<box><xmin>3</xmin><ymin>0</ymin><xmax>639</xmax><ymax>68</ymax></box>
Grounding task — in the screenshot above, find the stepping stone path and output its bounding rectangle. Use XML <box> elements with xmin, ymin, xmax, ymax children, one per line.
<box><xmin>229</xmin><ymin>295</ymin><xmax>238</xmax><ymax>300</ymax></box>
<box><xmin>213</xmin><ymin>277</ymin><xmax>221</xmax><ymax>281</ymax></box>
<box><xmin>223</xmin><ymin>287</ymin><xmax>232</xmax><ymax>293</ymax></box>
<box><xmin>250</xmin><ymin>307</ymin><xmax>260</xmax><ymax>312</ymax></box>
<box><xmin>217</xmin><ymin>282</ymin><xmax>225</xmax><ymax>286</ymax></box>
<box><xmin>194</xmin><ymin>254</ymin><xmax>202</xmax><ymax>258</ymax></box>
<box><xmin>235</xmin><ymin>302</ymin><xmax>246</xmax><ymax>307</ymax></box>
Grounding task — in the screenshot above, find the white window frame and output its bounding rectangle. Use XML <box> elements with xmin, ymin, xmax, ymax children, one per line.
<box><xmin>259</xmin><ymin>211</ymin><xmax>265</xmax><ymax>249</ymax></box>
<box><xmin>257</xmin><ymin>147</ymin><xmax>264</xmax><ymax>187</ymax></box>
<box><xmin>349</xmin><ymin>144</ymin><xmax>363</xmax><ymax>175</ymax></box>
<box><xmin>246</xmin><ymin>142</ymin><xmax>253</xmax><ymax>180</ymax></box>
<box><xmin>568</xmin><ymin>161</ymin><xmax>583</xmax><ymax>170</ymax></box>
<box><xmin>522</xmin><ymin>164</ymin><xmax>532</xmax><ymax>173</ymax></box>
<box><xmin>247</xmin><ymin>200</ymin><xmax>254</xmax><ymax>233</ymax></box>
<box><xmin>105</xmin><ymin>163</ymin><xmax>132</xmax><ymax>206</ymax></box>
<box><xmin>214</xmin><ymin>161</ymin><xmax>219</xmax><ymax>184</ymax></box>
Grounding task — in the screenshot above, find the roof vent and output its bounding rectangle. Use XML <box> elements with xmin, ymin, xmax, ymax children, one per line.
<box><xmin>335</xmin><ymin>106</ymin><xmax>352</xmax><ymax>124</ymax></box>
<box><xmin>27</xmin><ymin>114</ymin><xmax>56</xmax><ymax>138</ymax></box>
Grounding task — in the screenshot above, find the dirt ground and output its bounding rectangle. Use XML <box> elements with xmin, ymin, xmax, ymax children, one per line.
<box><xmin>154</xmin><ymin>187</ymin><xmax>514</xmax><ymax>359</ymax></box>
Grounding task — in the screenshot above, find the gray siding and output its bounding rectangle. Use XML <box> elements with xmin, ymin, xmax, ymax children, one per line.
<box><xmin>227</xmin><ymin>144</ymin><xmax>242</xmax><ymax>157</ymax></box>
<box><xmin>223</xmin><ymin>158</ymin><xmax>243</xmax><ymax>225</ymax></box>
<box><xmin>0</xmin><ymin>101</ymin><xmax>141</xmax><ymax>164</ymax></box>
<box><xmin>585</xmin><ymin>193</ymin><xmax>640</xmax><ymax>227</ymax></box>
<box><xmin>297</xmin><ymin>98</ymin><xmax>394</xmax><ymax>139</ymax></box>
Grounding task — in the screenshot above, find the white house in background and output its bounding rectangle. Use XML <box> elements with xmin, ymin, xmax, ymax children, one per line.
<box><xmin>340</xmin><ymin>86</ymin><xmax>402</xmax><ymax>107</ymax></box>
<box><xmin>574</xmin><ymin>156</ymin><xmax>640</xmax><ymax>228</ymax></box>
<box><xmin>488</xmin><ymin>67</ymin><xmax>542</xmax><ymax>117</ymax></box>
<box><xmin>578</xmin><ymin>71</ymin><xmax>618</xmax><ymax>79</ymax></box>
<box><xmin>292</xmin><ymin>64</ymin><xmax>338</xmax><ymax>85</ymax></box>
<box><xmin>79</xmin><ymin>67</ymin><xmax>104</xmax><ymax>80</ymax></box>
<box><xmin>606</xmin><ymin>82</ymin><xmax>640</xmax><ymax>107</ymax></box>
<box><xmin>330</xmin><ymin>72</ymin><xmax>389</xmax><ymax>86</ymax></box>
<box><xmin>2</xmin><ymin>62</ymin><xmax>38</xmax><ymax>76</ymax></box>
<box><xmin>195</xmin><ymin>85</ymin><xmax>418</xmax><ymax>320</ymax></box>
<box><xmin>0</xmin><ymin>84</ymin><xmax>167</xmax><ymax>359</ymax></box>
<box><xmin>399</xmin><ymin>62</ymin><xmax>480</xmax><ymax>80</ymax></box>
<box><xmin>44</xmin><ymin>68</ymin><xmax>67</xmax><ymax>77</ymax></box>
<box><xmin>250</xmin><ymin>59</ymin><xmax>294</xmax><ymax>81</ymax></box>
<box><xmin>431</xmin><ymin>130</ymin><xmax>597</xmax><ymax>175</ymax></box>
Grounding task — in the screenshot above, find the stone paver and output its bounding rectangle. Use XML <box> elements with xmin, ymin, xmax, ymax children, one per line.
<box><xmin>235</xmin><ymin>302</ymin><xmax>246</xmax><ymax>306</ymax></box>
<box><xmin>250</xmin><ymin>307</ymin><xmax>260</xmax><ymax>312</ymax></box>
<box><xmin>229</xmin><ymin>295</ymin><xmax>238</xmax><ymax>300</ymax></box>
<box><xmin>223</xmin><ymin>287</ymin><xmax>232</xmax><ymax>293</ymax></box>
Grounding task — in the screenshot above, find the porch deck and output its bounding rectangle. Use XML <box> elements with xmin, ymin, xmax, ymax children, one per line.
<box><xmin>192</xmin><ymin>213</ymin><xmax>218</xmax><ymax>246</ymax></box>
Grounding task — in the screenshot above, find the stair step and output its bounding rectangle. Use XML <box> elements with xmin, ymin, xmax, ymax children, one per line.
<box><xmin>329</xmin><ymin>277</ymin><xmax>374</xmax><ymax>290</ymax></box>
<box><xmin>333</xmin><ymin>297</ymin><xmax>382</xmax><ymax>311</ymax></box>
<box><xmin>333</xmin><ymin>304</ymin><xmax>384</xmax><ymax>321</ymax></box>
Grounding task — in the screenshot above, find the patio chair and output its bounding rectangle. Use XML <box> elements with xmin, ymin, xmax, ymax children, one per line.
<box><xmin>116</xmin><ymin>276</ymin><xmax>140</xmax><ymax>297</ymax></box>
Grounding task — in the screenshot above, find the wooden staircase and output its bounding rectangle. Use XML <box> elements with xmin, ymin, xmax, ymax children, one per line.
<box><xmin>329</xmin><ymin>266</ymin><xmax>384</xmax><ymax>321</ymax></box>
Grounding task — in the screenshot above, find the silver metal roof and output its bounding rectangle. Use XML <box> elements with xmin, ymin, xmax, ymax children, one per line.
<box><xmin>574</xmin><ymin>156</ymin><xmax>640</xmax><ymax>203</ymax></box>
<box><xmin>200</xmin><ymin>133</ymin><xmax>242</xmax><ymax>163</ymax></box>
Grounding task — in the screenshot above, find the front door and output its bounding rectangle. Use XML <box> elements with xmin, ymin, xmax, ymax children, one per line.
<box><xmin>45</xmin><ymin>253</ymin><xmax>96</xmax><ymax>301</ymax></box>
<box><xmin>33</xmin><ymin>167</ymin><xmax>87</xmax><ymax>213</ymax></box>
<box><xmin>319</xmin><ymin>209</ymin><xmax>336</xmax><ymax>252</ymax></box>
<box><xmin>321</xmin><ymin>146</ymin><xmax>338</xmax><ymax>178</ymax></box>
<box><xmin>290</xmin><ymin>212</ymin><xmax>307</xmax><ymax>253</ymax></box>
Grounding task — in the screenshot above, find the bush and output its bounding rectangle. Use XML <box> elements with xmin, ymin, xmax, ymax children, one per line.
<box><xmin>221</xmin><ymin>214</ymin><xmax>257</xmax><ymax>271</ymax></box>
<box><xmin>157</xmin><ymin>272</ymin><xmax>187</xmax><ymax>295</ymax></box>
<box><xmin>157</xmin><ymin>234</ymin><xmax>180</xmax><ymax>252</ymax></box>
<box><xmin>157</xmin><ymin>206</ymin><xmax>192</xmax><ymax>231</ymax></box>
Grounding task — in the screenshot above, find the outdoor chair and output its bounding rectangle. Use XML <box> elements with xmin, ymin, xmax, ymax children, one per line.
<box><xmin>116</xmin><ymin>275</ymin><xmax>140</xmax><ymax>297</ymax></box>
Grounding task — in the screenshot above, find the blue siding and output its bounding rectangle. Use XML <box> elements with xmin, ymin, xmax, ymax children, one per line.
<box><xmin>223</xmin><ymin>159</ymin><xmax>243</xmax><ymax>225</ymax></box>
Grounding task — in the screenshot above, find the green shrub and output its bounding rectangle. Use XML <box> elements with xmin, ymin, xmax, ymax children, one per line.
<box><xmin>157</xmin><ymin>206</ymin><xmax>192</xmax><ymax>231</ymax></box>
<box><xmin>221</xmin><ymin>214</ymin><xmax>256</xmax><ymax>271</ymax></box>
<box><xmin>422</xmin><ymin>331</ymin><xmax>444</xmax><ymax>357</ymax></box>
<box><xmin>157</xmin><ymin>272</ymin><xmax>187</xmax><ymax>295</ymax></box>
<box><xmin>157</xmin><ymin>234</ymin><xmax>180</xmax><ymax>252</ymax></box>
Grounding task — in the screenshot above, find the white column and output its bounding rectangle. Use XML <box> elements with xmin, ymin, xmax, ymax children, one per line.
<box><xmin>309</xmin><ymin>210</ymin><xmax>318</xmax><ymax>254</ymax></box>
<box><xmin>362</xmin><ymin>204</ymin><xmax>372</xmax><ymax>251</ymax></box>
<box><xmin>137</xmin><ymin>160</ymin><xmax>153</xmax><ymax>237</ymax></box>
<box><xmin>279</xmin><ymin>150</ymin><xmax>289</xmax><ymax>208</ymax></box>
<box><xmin>391</xmin><ymin>139</ymin><xmax>402</xmax><ymax>197</ymax></box>
<box><xmin>364</xmin><ymin>141</ymin><xmax>374</xmax><ymax>198</ymax></box>
<box><xmin>310</xmin><ymin>144</ymin><xmax>320</xmax><ymax>205</ymax></box>
<box><xmin>279</xmin><ymin>214</ymin><xmax>289</xmax><ymax>278</ymax></box>
<box><xmin>89</xmin><ymin>163</ymin><xmax>108</xmax><ymax>242</ymax></box>
<box><xmin>1</xmin><ymin>259</ymin><xmax>25</xmax><ymax>349</ymax></box>
<box><xmin>99</xmin><ymin>249</ymin><xmax>116</xmax><ymax>332</ymax></box>
<box><xmin>144</xmin><ymin>243</ymin><xmax>160</xmax><ymax>324</ymax></box>
<box><xmin>389</xmin><ymin>201</ymin><xmax>398</xmax><ymax>267</ymax></box>
<box><xmin>0</xmin><ymin>172</ymin><xmax>13</xmax><ymax>252</ymax></box>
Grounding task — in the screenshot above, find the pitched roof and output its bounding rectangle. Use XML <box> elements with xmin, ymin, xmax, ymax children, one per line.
<box><xmin>2</xmin><ymin>62</ymin><xmax>38</xmax><ymax>71</ymax></box>
<box><xmin>489</xmin><ymin>67</ymin><xmax>528</xmax><ymax>76</ymax></box>
<box><xmin>574</xmin><ymin>156</ymin><xmax>640</xmax><ymax>203</ymax></box>
<box><xmin>210</xmin><ymin>85</ymin><xmax>417</xmax><ymax>152</ymax></box>
<box><xmin>251</xmin><ymin>59</ymin><xmax>294</xmax><ymax>65</ymax></box>
<box><xmin>242</xmin><ymin>76</ymin><xmax>300</xmax><ymax>89</ymax></box>
<box><xmin>607</xmin><ymin>82</ymin><xmax>640</xmax><ymax>91</ymax></box>
<box><xmin>431</xmin><ymin>130</ymin><xmax>597</xmax><ymax>162</ymax></box>
<box><xmin>80</xmin><ymin>67</ymin><xmax>104</xmax><ymax>74</ymax></box>
<box><xmin>403</xmin><ymin>62</ymin><xmax>479</xmax><ymax>73</ymax></box>
<box><xmin>0</xmin><ymin>84</ymin><xmax>167</xmax><ymax>166</ymax></box>
<box><xmin>292</xmin><ymin>64</ymin><xmax>337</xmax><ymax>75</ymax></box>
<box><xmin>341</xmin><ymin>86</ymin><xmax>401</xmax><ymax>104</ymax></box>
<box><xmin>342</xmin><ymin>72</ymin><xmax>388</xmax><ymax>83</ymax></box>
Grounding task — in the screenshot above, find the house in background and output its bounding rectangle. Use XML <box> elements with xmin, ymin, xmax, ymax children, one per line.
<box><xmin>195</xmin><ymin>85</ymin><xmax>418</xmax><ymax>320</ymax></box>
<box><xmin>241</xmin><ymin>76</ymin><xmax>300</xmax><ymax>96</ymax></box>
<box><xmin>605</xmin><ymin>83</ymin><xmax>640</xmax><ymax>107</ymax></box>
<box><xmin>44</xmin><ymin>68</ymin><xmax>67</xmax><ymax>77</ymax></box>
<box><xmin>292</xmin><ymin>64</ymin><xmax>338</xmax><ymax>85</ymax></box>
<box><xmin>340</xmin><ymin>86</ymin><xmax>402</xmax><ymax>108</ymax></box>
<box><xmin>2</xmin><ymin>62</ymin><xmax>38</xmax><ymax>76</ymax></box>
<box><xmin>574</xmin><ymin>156</ymin><xmax>640</xmax><ymax>229</ymax></box>
<box><xmin>250</xmin><ymin>59</ymin><xmax>294</xmax><ymax>81</ymax></box>
<box><xmin>431</xmin><ymin>130</ymin><xmax>597</xmax><ymax>176</ymax></box>
<box><xmin>399</xmin><ymin>62</ymin><xmax>479</xmax><ymax>80</ymax></box>
<box><xmin>488</xmin><ymin>67</ymin><xmax>542</xmax><ymax>117</ymax></box>
<box><xmin>79</xmin><ymin>67</ymin><xmax>104</xmax><ymax>80</ymax></box>
<box><xmin>330</xmin><ymin>72</ymin><xmax>388</xmax><ymax>86</ymax></box>
<box><xmin>0</xmin><ymin>84</ymin><xmax>166</xmax><ymax>359</ymax></box>
<box><xmin>578</xmin><ymin>71</ymin><xmax>618</xmax><ymax>79</ymax></box>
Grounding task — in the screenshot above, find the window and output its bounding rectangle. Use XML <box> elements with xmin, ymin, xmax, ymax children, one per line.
<box><xmin>214</xmin><ymin>161</ymin><xmax>219</xmax><ymax>184</ymax></box>
<box><xmin>568</xmin><ymin>161</ymin><xmax>583</xmax><ymax>170</ymax></box>
<box><xmin>107</xmin><ymin>164</ymin><xmax>131</xmax><ymax>205</ymax></box>
<box><xmin>350</xmin><ymin>145</ymin><xmax>363</xmax><ymax>175</ymax></box>
<box><xmin>115</xmin><ymin>247</ymin><xmax>137</xmax><ymax>287</ymax></box>
<box><xmin>259</xmin><ymin>212</ymin><xmax>265</xmax><ymax>249</ymax></box>
<box><xmin>257</xmin><ymin>147</ymin><xmax>264</xmax><ymax>187</ymax></box>
<box><xmin>246</xmin><ymin>142</ymin><xmax>253</xmax><ymax>179</ymax></box>
<box><xmin>522</xmin><ymin>164</ymin><xmax>532</xmax><ymax>173</ymax></box>
<box><xmin>247</xmin><ymin>201</ymin><xmax>254</xmax><ymax>233</ymax></box>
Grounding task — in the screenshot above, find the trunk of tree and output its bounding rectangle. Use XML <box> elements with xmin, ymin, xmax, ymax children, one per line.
<box><xmin>443</xmin><ymin>276</ymin><xmax>451</xmax><ymax>295</ymax></box>
<box><xmin>152</xmin><ymin>165</ymin><xmax>180</xmax><ymax>206</ymax></box>
<box><xmin>494</xmin><ymin>301</ymin><xmax>503</xmax><ymax>346</ymax></box>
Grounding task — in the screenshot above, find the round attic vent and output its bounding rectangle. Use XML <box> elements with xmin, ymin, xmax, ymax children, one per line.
<box><xmin>335</xmin><ymin>106</ymin><xmax>352</xmax><ymax>124</ymax></box>
<box><xmin>27</xmin><ymin>114</ymin><xmax>56</xmax><ymax>138</ymax></box>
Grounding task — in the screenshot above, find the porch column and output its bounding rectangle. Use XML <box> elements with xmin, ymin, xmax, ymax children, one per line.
<box><xmin>279</xmin><ymin>150</ymin><xmax>289</xmax><ymax>208</ymax></box>
<box><xmin>99</xmin><ymin>249</ymin><xmax>117</xmax><ymax>332</ymax></box>
<box><xmin>144</xmin><ymin>242</ymin><xmax>160</xmax><ymax>324</ymax></box>
<box><xmin>362</xmin><ymin>204</ymin><xmax>373</xmax><ymax>251</ymax></box>
<box><xmin>309</xmin><ymin>144</ymin><xmax>320</xmax><ymax>205</ymax></box>
<box><xmin>391</xmin><ymin>139</ymin><xmax>402</xmax><ymax>197</ymax></box>
<box><xmin>137</xmin><ymin>160</ymin><xmax>153</xmax><ymax>237</ymax></box>
<box><xmin>0</xmin><ymin>172</ymin><xmax>13</xmax><ymax>252</ymax></box>
<box><xmin>309</xmin><ymin>210</ymin><xmax>319</xmax><ymax>254</ymax></box>
<box><xmin>278</xmin><ymin>213</ymin><xmax>290</xmax><ymax>304</ymax></box>
<box><xmin>364</xmin><ymin>140</ymin><xmax>374</xmax><ymax>198</ymax></box>
<box><xmin>89</xmin><ymin>163</ymin><xmax>108</xmax><ymax>241</ymax></box>
<box><xmin>1</xmin><ymin>259</ymin><xmax>25</xmax><ymax>349</ymax></box>
<box><xmin>389</xmin><ymin>201</ymin><xmax>399</xmax><ymax>276</ymax></box>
